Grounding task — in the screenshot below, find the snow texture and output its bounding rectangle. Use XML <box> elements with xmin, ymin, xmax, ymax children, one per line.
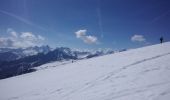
<box><xmin>0</xmin><ymin>42</ymin><xmax>170</xmax><ymax>100</ymax></box>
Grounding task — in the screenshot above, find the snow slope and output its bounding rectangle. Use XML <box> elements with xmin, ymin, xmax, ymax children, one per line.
<box><xmin>0</xmin><ymin>42</ymin><xmax>170</xmax><ymax>100</ymax></box>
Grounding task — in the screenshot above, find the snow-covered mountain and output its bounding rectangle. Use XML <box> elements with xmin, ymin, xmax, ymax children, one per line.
<box><xmin>22</xmin><ymin>45</ymin><xmax>51</xmax><ymax>56</ymax></box>
<box><xmin>74</xmin><ymin>49</ymin><xmax>114</xmax><ymax>59</ymax></box>
<box><xmin>0</xmin><ymin>47</ymin><xmax>114</xmax><ymax>79</ymax></box>
<box><xmin>0</xmin><ymin>42</ymin><xmax>170</xmax><ymax>100</ymax></box>
<box><xmin>0</xmin><ymin>47</ymin><xmax>77</xmax><ymax>79</ymax></box>
<box><xmin>0</xmin><ymin>45</ymin><xmax>51</xmax><ymax>61</ymax></box>
<box><xmin>0</xmin><ymin>45</ymin><xmax>113</xmax><ymax>62</ymax></box>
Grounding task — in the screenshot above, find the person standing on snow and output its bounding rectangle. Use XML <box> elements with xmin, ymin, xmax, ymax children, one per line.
<box><xmin>160</xmin><ymin>36</ymin><xmax>163</xmax><ymax>43</ymax></box>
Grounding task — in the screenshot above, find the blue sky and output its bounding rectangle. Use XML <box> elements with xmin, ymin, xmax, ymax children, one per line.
<box><xmin>0</xmin><ymin>0</ymin><xmax>170</xmax><ymax>50</ymax></box>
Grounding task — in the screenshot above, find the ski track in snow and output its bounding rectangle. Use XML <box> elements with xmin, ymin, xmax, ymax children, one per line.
<box><xmin>1</xmin><ymin>42</ymin><xmax>170</xmax><ymax>100</ymax></box>
<box><xmin>101</xmin><ymin>52</ymin><xmax>170</xmax><ymax>81</ymax></box>
<box><xmin>59</xmin><ymin>52</ymin><xmax>170</xmax><ymax>100</ymax></box>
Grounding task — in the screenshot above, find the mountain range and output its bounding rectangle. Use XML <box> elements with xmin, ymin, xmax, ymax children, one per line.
<box><xmin>0</xmin><ymin>46</ymin><xmax>115</xmax><ymax>79</ymax></box>
<box><xmin>0</xmin><ymin>45</ymin><xmax>51</xmax><ymax>62</ymax></box>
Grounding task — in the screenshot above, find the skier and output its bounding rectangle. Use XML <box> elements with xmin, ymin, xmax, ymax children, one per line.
<box><xmin>160</xmin><ymin>37</ymin><xmax>163</xmax><ymax>43</ymax></box>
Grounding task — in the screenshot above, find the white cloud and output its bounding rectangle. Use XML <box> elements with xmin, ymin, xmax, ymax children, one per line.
<box><xmin>75</xmin><ymin>29</ymin><xmax>86</xmax><ymax>38</ymax></box>
<box><xmin>75</xmin><ymin>29</ymin><xmax>98</xmax><ymax>44</ymax></box>
<box><xmin>131</xmin><ymin>34</ymin><xmax>146</xmax><ymax>42</ymax></box>
<box><xmin>0</xmin><ymin>29</ymin><xmax>45</xmax><ymax>48</ymax></box>
<box><xmin>0</xmin><ymin>37</ymin><xmax>14</xmax><ymax>47</ymax></box>
<box><xmin>83</xmin><ymin>36</ymin><xmax>97</xmax><ymax>44</ymax></box>
<box><xmin>7</xmin><ymin>28</ymin><xmax>18</xmax><ymax>38</ymax></box>
<box><xmin>20</xmin><ymin>32</ymin><xmax>36</xmax><ymax>40</ymax></box>
<box><xmin>11</xmin><ymin>31</ymin><xmax>18</xmax><ymax>38</ymax></box>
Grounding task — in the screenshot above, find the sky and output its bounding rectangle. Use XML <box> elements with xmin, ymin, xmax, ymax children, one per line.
<box><xmin>0</xmin><ymin>0</ymin><xmax>170</xmax><ymax>50</ymax></box>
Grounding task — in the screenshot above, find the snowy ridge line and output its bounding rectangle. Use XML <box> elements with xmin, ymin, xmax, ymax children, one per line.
<box><xmin>58</xmin><ymin>52</ymin><xmax>170</xmax><ymax>99</ymax></box>
<box><xmin>101</xmin><ymin>52</ymin><xmax>170</xmax><ymax>81</ymax></box>
<box><xmin>105</xmin><ymin>52</ymin><xmax>170</xmax><ymax>81</ymax></box>
<box><xmin>67</xmin><ymin>52</ymin><xmax>170</xmax><ymax>94</ymax></box>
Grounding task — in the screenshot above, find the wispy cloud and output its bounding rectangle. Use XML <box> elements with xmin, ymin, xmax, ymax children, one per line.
<box><xmin>97</xmin><ymin>0</ymin><xmax>104</xmax><ymax>38</ymax></box>
<box><xmin>0</xmin><ymin>28</ymin><xmax>45</xmax><ymax>48</ymax></box>
<box><xmin>0</xmin><ymin>10</ymin><xmax>46</xmax><ymax>31</ymax></box>
<box><xmin>131</xmin><ymin>34</ymin><xmax>146</xmax><ymax>42</ymax></box>
<box><xmin>151</xmin><ymin>10</ymin><xmax>170</xmax><ymax>23</ymax></box>
<box><xmin>75</xmin><ymin>29</ymin><xmax>98</xmax><ymax>44</ymax></box>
